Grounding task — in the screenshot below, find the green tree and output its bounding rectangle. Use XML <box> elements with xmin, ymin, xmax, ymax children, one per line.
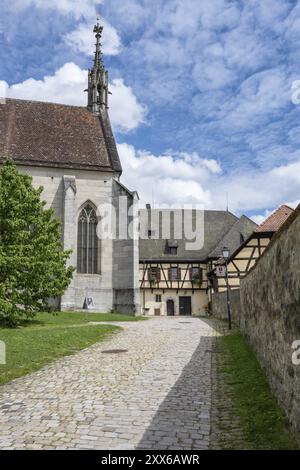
<box><xmin>0</xmin><ymin>159</ymin><xmax>74</xmax><ymax>326</ymax></box>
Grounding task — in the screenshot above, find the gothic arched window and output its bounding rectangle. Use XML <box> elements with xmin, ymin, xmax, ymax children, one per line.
<box><xmin>77</xmin><ymin>203</ymin><xmax>98</xmax><ymax>274</ymax></box>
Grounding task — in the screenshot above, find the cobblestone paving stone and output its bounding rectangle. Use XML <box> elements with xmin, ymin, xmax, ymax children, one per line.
<box><xmin>0</xmin><ymin>317</ymin><xmax>218</xmax><ymax>450</ymax></box>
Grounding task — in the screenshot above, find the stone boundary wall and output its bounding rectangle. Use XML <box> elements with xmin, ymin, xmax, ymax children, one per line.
<box><xmin>239</xmin><ymin>206</ymin><xmax>300</xmax><ymax>442</ymax></box>
<box><xmin>211</xmin><ymin>206</ymin><xmax>300</xmax><ymax>442</ymax></box>
<box><xmin>212</xmin><ymin>289</ymin><xmax>241</xmax><ymax>326</ymax></box>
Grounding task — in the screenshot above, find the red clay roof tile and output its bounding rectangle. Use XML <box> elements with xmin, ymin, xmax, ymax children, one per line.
<box><xmin>256</xmin><ymin>205</ymin><xmax>294</xmax><ymax>233</ymax></box>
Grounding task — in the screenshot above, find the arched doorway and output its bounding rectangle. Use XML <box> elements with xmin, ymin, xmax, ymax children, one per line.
<box><xmin>167</xmin><ymin>299</ymin><xmax>175</xmax><ymax>316</ymax></box>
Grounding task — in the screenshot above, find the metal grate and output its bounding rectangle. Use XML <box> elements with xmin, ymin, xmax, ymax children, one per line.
<box><xmin>101</xmin><ymin>349</ymin><xmax>128</xmax><ymax>354</ymax></box>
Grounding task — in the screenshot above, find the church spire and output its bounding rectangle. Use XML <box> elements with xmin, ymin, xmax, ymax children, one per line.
<box><xmin>93</xmin><ymin>18</ymin><xmax>103</xmax><ymax>71</ymax></box>
<box><xmin>87</xmin><ymin>17</ymin><xmax>109</xmax><ymax>114</ymax></box>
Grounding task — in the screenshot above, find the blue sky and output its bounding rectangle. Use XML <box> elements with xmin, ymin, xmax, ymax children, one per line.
<box><xmin>1</xmin><ymin>0</ymin><xmax>300</xmax><ymax>222</ymax></box>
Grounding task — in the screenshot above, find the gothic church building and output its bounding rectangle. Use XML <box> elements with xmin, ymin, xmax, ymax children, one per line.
<box><xmin>0</xmin><ymin>21</ymin><xmax>140</xmax><ymax>314</ymax></box>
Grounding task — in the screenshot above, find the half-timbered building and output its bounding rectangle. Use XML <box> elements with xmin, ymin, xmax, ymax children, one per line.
<box><xmin>139</xmin><ymin>208</ymin><xmax>256</xmax><ymax>316</ymax></box>
<box><xmin>209</xmin><ymin>205</ymin><xmax>294</xmax><ymax>293</ymax></box>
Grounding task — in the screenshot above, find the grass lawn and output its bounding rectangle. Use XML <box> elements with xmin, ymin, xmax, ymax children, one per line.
<box><xmin>31</xmin><ymin>311</ymin><xmax>146</xmax><ymax>327</ymax></box>
<box><xmin>218</xmin><ymin>330</ymin><xmax>299</xmax><ymax>449</ymax></box>
<box><xmin>0</xmin><ymin>311</ymin><xmax>145</xmax><ymax>386</ymax></box>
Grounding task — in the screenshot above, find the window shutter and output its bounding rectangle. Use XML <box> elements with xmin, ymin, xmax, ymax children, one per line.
<box><xmin>189</xmin><ymin>268</ymin><xmax>193</xmax><ymax>281</ymax></box>
<box><xmin>168</xmin><ymin>268</ymin><xmax>172</xmax><ymax>280</ymax></box>
<box><xmin>157</xmin><ymin>269</ymin><xmax>161</xmax><ymax>282</ymax></box>
<box><xmin>147</xmin><ymin>269</ymin><xmax>152</xmax><ymax>281</ymax></box>
<box><xmin>199</xmin><ymin>268</ymin><xmax>203</xmax><ymax>282</ymax></box>
<box><xmin>178</xmin><ymin>268</ymin><xmax>181</xmax><ymax>280</ymax></box>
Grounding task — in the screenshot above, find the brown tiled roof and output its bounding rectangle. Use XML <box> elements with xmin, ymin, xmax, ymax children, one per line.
<box><xmin>256</xmin><ymin>205</ymin><xmax>294</xmax><ymax>233</ymax></box>
<box><xmin>0</xmin><ymin>98</ymin><xmax>122</xmax><ymax>172</ymax></box>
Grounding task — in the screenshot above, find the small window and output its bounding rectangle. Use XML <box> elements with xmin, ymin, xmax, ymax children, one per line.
<box><xmin>169</xmin><ymin>267</ymin><xmax>181</xmax><ymax>281</ymax></box>
<box><xmin>155</xmin><ymin>295</ymin><xmax>162</xmax><ymax>302</ymax></box>
<box><xmin>190</xmin><ymin>267</ymin><xmax>202</xmax><ymax>284</ymax></box>
<box><xmin>148</xmin><ymin>267</ymin><xmax>161</xmax><ymax>284</ymax></box>
<box><xmin>168</xmin><ymin>246</ymin><xmax>178</xmax><ymax>255</ymax></box>
<box><xmin>191</xmin><ymin>267</ymin><xmax>199</xmax><ymax>277</ymax></box>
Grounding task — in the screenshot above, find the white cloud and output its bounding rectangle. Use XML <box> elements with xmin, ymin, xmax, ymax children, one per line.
<box><xmin>283</xmin><ymin>200</ymin><xmax>300</xmax><ymax>209</ymax></box>
<box><xmin>104</xmin><ymin>0</ymin><xmax>147</xmax><ymax>30</ymax></box>
<box><xmin>216</xmin><ymin>68</ymin><xmax>291</xmax><ymax>132</ymax></box>
<box><xmin>115</xmin><ymin>0</ymin><xmax>295</xmax><ymax>110</ymax></box>
<box><xmin>3</xmin><ymin>0</ymin><xmax>300</xmax><ymax>219</ymax></box>
<box><xmin>109</xmin><ymin>79</ymin><xmax>147</xmax><ymax>132</ymax></box>
<box><xmin>118</xmin><ymin>142</ymin><xmax>300</xmax><ymax>216</ymax></box>
<box><xmin>7</xmin><ymin>0</ymin><xmax>102</xmax><ymax>20</ymax></box>
<box><xmin>193</xmin><ymin>60</ymin><xmax>235</xmax><ymax>91</ymax></box>
<box><xmin>252</xmin><ymin>198</ymin><xmax>299</xmax><ymax>225</ymax></box>
<box><xmin>251</xmin><ymin>210</ymin><xmax>273</xmax><ymax>226</ymax></box>
<box><xmin>0</xmin><ymin>81</ymin><xmax>8</xmax><ymax>101</ymax></box>
<box><xmin>5</xmin><ymin>0</ymin><xmax>123</xmax><ymax>51</ymax></box>
<box><xmin>6</xmin><ymin>0</ymin><xmax>121</xmax><ymax>58</ymax></box>
<box><xmin>158</xmin><ymin>0</ymin><xmax>240</xmax><ymax>36</ymax></box>
<box><xmin>5</xmin><ymin>62</ymin><xmax>146</xmax><ymax>133</ymax></box>
<box><xmin>7</xmin><ymin>63</ymin><xmax>86</xmax><ymax>105</ymax></box>
<box><xmin>118</xmin><ymin>143</ymin><xmax>219</xmax><ymax>207</ymax></box>
<box><xmin>65</xmin><ymin>21</ymin><xmax>121</xmax><ymax>56</ymax></box>
<box><xmin>250</xmin><ymin>0</ymin><xmax>295</xmax><ymax>30</ymax></box>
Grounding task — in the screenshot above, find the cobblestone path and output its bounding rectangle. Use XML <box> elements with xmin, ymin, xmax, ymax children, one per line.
<box><xmin>0</xmin><ymin>317</ymin><xmax>218</xmax><ymax>450</ymax></box>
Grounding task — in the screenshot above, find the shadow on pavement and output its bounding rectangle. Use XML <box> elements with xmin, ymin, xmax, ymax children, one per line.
<box><xmin>136</xmin><ymin>319</ymin><xmax>216</xmax><ymax>450</ymax></box>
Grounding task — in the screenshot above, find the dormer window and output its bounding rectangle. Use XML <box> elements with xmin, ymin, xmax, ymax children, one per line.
<box><xmin>168</xmin><ymin>246</ymin><xmax>177</xmax><ymax>255</ymax></box>
<box><xmin>166</xmin><ymin>239</ymin><xmax>178</xmax><ymax>255</ymax></box>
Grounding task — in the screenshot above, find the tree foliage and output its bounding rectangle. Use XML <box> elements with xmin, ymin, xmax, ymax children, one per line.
<box><xmin>0</xmin><ymin>159</ymin><xmax>74</xmax><ymax>326</ymax></box>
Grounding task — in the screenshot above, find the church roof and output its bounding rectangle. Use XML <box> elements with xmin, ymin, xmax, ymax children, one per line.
<box><xmin>0</xmin><ymin>98</ymin><xmax>122</xmax><ymax>173</ymax></box>
<box><xmin>139</xmin><ymin>209</ymin><xmax>256</xmax><ymax>262</ymax></box>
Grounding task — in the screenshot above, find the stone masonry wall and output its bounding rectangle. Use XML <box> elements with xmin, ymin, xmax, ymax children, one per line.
<box><xmin>112</xmin><ymin>180</ymin><xmax>140</xmax><ymax>315</ymax></box>
<box><xmin>240</xmin><ymin>207</ymin><xmax>300</xmax><ymax>442</ymax></box>
<box><xmin>19</xmin><ymin>166</ymin><xmax>119</xmax><ymax>312</ymax></box>
<box><xmin>212</xmin><ymin>289</ymin><xmax>241</xmax><ymax>325</ymax></box>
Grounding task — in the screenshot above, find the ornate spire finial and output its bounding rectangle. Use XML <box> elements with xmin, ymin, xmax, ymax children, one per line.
<box><xmin>87</xmin><ymin>16</ymin><xmax>110</xmax><ymax>114</ymax></box>
<box><xmin>93</xmin><ymin>17</ymin><xmax>103</xmax><ymax>37</ymax></box>
<box><xmin>93</xmin><ymin>16</ymin><xmax>104</xmax><ymax>70</ymax></box>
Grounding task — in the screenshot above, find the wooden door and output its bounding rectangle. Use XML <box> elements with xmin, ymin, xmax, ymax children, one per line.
<box><xmin>179</xmin><ymin>296</ymin><xmax>192</xmax><ymax>316</ymax></box>
<box><xmin>167</xmin><ymin>299</ymin><xmax>175</xmax><ymax>316</ymax></box>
